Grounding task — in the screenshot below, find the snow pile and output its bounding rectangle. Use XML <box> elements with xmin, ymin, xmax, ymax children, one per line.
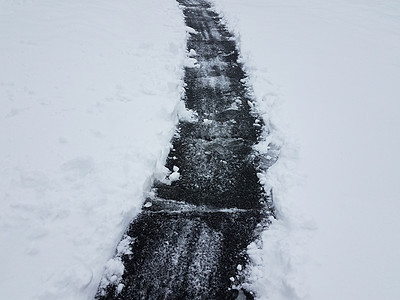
<box><xmin>97</xmin><ymin>235</ymin><xmax>134</xmax><ymax>296</ymax></box>
<box><xmin>212</xmin><ymin>0</ymin><xmax>400</xmax><ymax>299</ymax></box>
<box><xmin>0</xmin><ymin>0</ymin><xmax>186</xmax><ymax>299</ymax></box>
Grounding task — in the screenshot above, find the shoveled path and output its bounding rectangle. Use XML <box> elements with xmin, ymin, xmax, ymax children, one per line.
<box><xmin>96</xmin><ymin>0</ymin><xmax>275</xmax><ymax>299</ymax></box>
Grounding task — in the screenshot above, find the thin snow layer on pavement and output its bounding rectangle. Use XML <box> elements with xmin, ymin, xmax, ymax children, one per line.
<box><xmin>212</xmin><ymin>0</ymin><xmax>400</xmax><ymax>299</ymax></box>
<box><xmin>0</xmin><ymin>1</ymin><xmax>186</xmax><ymax>299</ymax></box>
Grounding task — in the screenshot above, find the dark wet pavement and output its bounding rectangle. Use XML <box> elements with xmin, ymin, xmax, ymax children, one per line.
<box><xmin>96</xmin><ymin>0</ymin><xmax>275</xmax><ymax>299</ymax></box>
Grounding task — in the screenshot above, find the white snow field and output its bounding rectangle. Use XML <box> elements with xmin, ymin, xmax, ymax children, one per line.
<box><xmin>1</xmin><ymin>0</ymin><xmax>400</xmax><ymax>299</ymax></box>
<box><xmin>213</xmin><ymin>0</ymin><xmax>400</xmax><ymax>299</ymax></box>
<box><xmin>0</xmin><ymin>0</ymin><xmax>186</xmax><ymax>299</ymax></box>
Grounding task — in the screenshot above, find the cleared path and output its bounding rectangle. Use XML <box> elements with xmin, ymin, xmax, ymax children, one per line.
<box><xmin>96</xmin><ymin>0</ymin><xmax>275</xmax><ymax>299</ymax></box>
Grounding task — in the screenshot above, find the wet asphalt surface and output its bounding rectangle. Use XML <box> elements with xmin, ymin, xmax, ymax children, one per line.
<box><xmin>96</xmin><ymin>0</ymin><xmax>276</xmax><ymax>299</ymax></box>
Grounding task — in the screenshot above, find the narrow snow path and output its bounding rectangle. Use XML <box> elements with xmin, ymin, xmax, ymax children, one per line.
<box><xmin>96</xmin><ymin>0</ymin><xmax>275</xmax><ymax>298</ymax></box>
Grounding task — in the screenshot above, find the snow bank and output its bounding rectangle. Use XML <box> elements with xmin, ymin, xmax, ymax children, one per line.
<box><xmin>212</xmin><ymin>0</ymin><xmax>400</xmax><ymax>299</ymax></box>
<box><xmin>0</xmin><ymin>0</ymin><xmax>186</xmax><ymax>299</ymax></box>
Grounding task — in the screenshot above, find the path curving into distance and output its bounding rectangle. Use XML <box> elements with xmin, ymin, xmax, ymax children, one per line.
<box><xmin>96</xmin><ymin>0</ymin><xmax>276</xmax><ymax>299</ymax></box>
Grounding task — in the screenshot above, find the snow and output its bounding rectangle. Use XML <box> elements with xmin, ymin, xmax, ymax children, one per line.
<box><xmin>0</xmin><ymin>0</ymin><xmax>186</xmax><ymax>299</ymax></box>
<box><xmin>169</xmin><ymin>166</ymin><xmax>181</xmax><ymax>182</ymax></box>
<box><xmin>203</xmin><ymin>118</ymin><xmax>213</xmax><ymax>125</ymax></box>
<box><xmin>2</xmin><ymin>0</ymin><xmax>399</xmax><ymax>299</ymax></box>
<box><xmin>186</xmin><ymin>26</ymin><xmax>199</xmax><ymax>35</ymax></box>
<box><xmin>212</xmin><ymin>0</ymin><xmax>400</xmax><ymax>299</ymax></box>
<box><xmin>188</xmin><ymin>49</ymin><xmax>198</xmax><ymax>57</ymax></box>
<box><xmin>98</xmin><ymin>235</ymin><xmax>134</xmax><ymax>296</ymax></box>
<box><xmin>99</xmin><ymin>258</ymin><xmax>125</xmax><ymax>292</ymax></box>
<box><xmin>184</xmin><ymin>57</ymin><xmax>201</xmax><ymax>68</ymax></box>
<box><xmin>143</xmin><ymin>201</ymin><xmax>153</xmax><ymax>208</ymax></box>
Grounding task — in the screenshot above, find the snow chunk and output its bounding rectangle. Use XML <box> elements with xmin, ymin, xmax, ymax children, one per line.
<box><xmin>186</xmin><ymin>26</ymin><xmax>198</xmax><ymax>35</ymax></box>
<box><xmin>98</xmin><ymin>235</ymin><xmax>134</xmax><ymax>296</ymax></box>
<box><xmin>143</xmin><ymin>201</ymin><xmax>152</xmax><ymax>208</ymax></box>
<box><xmin>184</xmin><ymin>57</ymin><xmax>200</xmax><ymax>68</ymax></box>
<box><xmin>176</xmin><ymin>100</ymin><xmax>198</xmax><ymax>123</ymax></box>
<box><xmin>98</xmin><ymin>257</ymin><xmax>124</xmax><ymax>294</ymax></box>
<box><xmin>203</xmin><ymin>118</ymin><xmax>213</xmax><ymax>125</ymax></box>
<box><xmin>188</xmin><ymin>49</ymin><xmax>197</xmax><ymax>57</ymax></box>
<box><xmin>169</xmin><ymin>166</ymin><xmax>181</xmax><ymax>182</ymax></box>
<box><xmin>117</xmin><ymin>283</ymin><xmax>124</xmax><ymax>293</ymax></box>
<box><xmin>116</xmin><ymin>235</ymin><xmax>133</xmax><ymax>256</ymax></box>
<box><xmin>229</xmin><ymin>101</ymin><xmax>239</xmax><ymax>110</ymax></box>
